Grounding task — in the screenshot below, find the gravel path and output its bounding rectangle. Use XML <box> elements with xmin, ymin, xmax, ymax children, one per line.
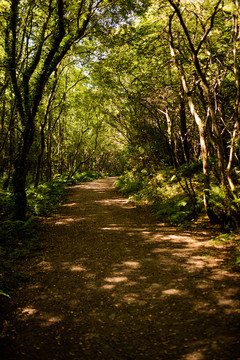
<box><xmin>1</xmin><ymin>177</ymin><xmax>240</xmax><ymax>359</ymax></box>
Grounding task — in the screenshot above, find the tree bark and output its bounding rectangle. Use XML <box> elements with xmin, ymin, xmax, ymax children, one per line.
<box><xmin>179</xmin><ymin>84</ymin><xmax>189</xmax><ymax>163</ymax></box>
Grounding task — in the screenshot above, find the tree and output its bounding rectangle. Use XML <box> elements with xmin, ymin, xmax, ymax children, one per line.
<box><xmin>87</xmin><ymin>0</ymin><xmax>240</xmax><ymax>224</ymax></box>
<box><xmin>4</xmin><ymin>0</ymin><xmax>149</xmax><ymax>220</ymax></box>
<box><xmin>167</xmin><ymin>0</ymin><xmax>240</xmax><ymax>223</ymax></box>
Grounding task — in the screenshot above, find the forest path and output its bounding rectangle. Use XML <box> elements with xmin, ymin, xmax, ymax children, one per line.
<box><xmin>1</xmin><ymin>177</ymin><xmax>240</xmax><ymax>360</ymax></box>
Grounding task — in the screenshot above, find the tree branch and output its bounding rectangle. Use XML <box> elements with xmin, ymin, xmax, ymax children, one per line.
<box><xmin>6</xmin><ymin>0</ymin><xmax>25</xmax><ymax>123</ymax></box>
<box><xmin>196</xmin><ymin>0</ymin><xmax>222</xmax><ymax>54</ymax></box>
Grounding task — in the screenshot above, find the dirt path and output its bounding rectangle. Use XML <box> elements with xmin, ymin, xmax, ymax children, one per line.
<box><xmin>1</xmin><ymin>177</ymin><xmax>240</xmax><ymax>360</ymax></box>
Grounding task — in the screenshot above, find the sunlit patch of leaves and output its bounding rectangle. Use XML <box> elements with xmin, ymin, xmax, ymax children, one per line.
<box><xmin>208</xmin><ymin>185</ymin><xmax>240</xmax><ymax>230</ymax></box>
<box><xmin>73</xmin><ymin>171</ymin><xmax>103</xmax><ymax>183</ymax></box>
<box><xmin>27</xmin><ymin>177</ymin><xmax>69</xmax><ymax>216</ymax></box>
<box><xmin>116</xmin><ymin>168</ymin><xmax>201</xmax><ymax>226</ymax></box>
<box><xmin>27</xmin><ymin>171</ymin><xmax>103</xmax><ymax>216</ymax></box>
<box><xmin>115</xmin><ymin>171</ymin><xmax>143</xmax><ymax>195</ymax></box>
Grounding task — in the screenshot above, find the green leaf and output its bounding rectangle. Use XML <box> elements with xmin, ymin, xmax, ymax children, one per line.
<box><xmin>0</xmin><ymin>290</ymin><xmax>11</xmax><ymax>298</ymax></box>
<box><xmin>236</xmin><ymin>255</ymin><xmax>240</xmax><ymax>264</ymax></box>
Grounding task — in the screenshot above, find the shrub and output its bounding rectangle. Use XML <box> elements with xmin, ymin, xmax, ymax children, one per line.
<box><xmin>73</xmin><ymin>170</ymin><xmax>102</xmax><ymax>183</ymax></box>
<box><xmin>0</xmin><ymin>190</ymin><xmax>14</xmax><ymax>219</ymax></box>
<box><xmin>115</xmin><ymin>171</ymin><xmax>144</xmax><ymax>195</ymax></box>
<box><xmin>116</xmin><ymin>168</ymin><xmax>200</xmax><ymax>226</ymax></box>
<box><xmin>27</xmin><ymin>179</ymin><xmax>67</xmax><ymax>216</ymax></box>
<box><xmin>208</xmin><ymin>185</ymin><xmax>240</xmax><ymax>230</ymax></box>
<box><xmin>154</xmin><ymin>196</ymin><xmax>195</xmax><ymax>225</ymax></box>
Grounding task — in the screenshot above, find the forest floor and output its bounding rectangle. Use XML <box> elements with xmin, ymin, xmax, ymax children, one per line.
<box><xmin>0</xmin><ymin>177</ymin><xmax>240</xmax><ymax>360</ymax></box>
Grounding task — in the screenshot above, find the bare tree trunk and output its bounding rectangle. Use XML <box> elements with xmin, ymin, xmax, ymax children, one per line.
<box><xmin>168</xmin><ymin>1</ymin><xmax>240</xmax><ymax>223</ymax></box>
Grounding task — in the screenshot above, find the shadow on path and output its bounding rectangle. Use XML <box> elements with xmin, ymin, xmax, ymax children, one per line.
<box><xmin>1</xmin><ymin>177</ymin><xmax>240</xmax><ymax>360</ymax></box>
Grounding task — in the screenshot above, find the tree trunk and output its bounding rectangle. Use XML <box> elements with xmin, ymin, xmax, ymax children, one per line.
<box><xmin>168</xmin><ymin>16</ymin><xmax>211</xmax><ymax>216</ymax></box>
<box><xmin>35</xmin><ymin>125</ymin><xmax>45</xmax><ymax>188</ymax></box>
<box><xmin>12</xmin><ymin>120</ymin><xmax>35</xmax><ymax>219</ymax></box>
<box><xmin>12</xmin><ymin>161</ymin><xmax>27</xmax><ymax>220</ymax></box>
<box><xmin>47</xmin><ymin>133</ymin><xmax>52</xmax><ymax>182</ymax></box>
<box><xmin>179</xmin><ymin>84</ymin><xmax>189</xmax><ymax>163</ymax></box>
<box><xmin>5</xmin><ymin>0</ymin><xmax>95</xmax><ymax>219</ymax></box>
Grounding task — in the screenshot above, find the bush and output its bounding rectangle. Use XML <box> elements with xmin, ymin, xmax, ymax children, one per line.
<box><xmin>154</xmin><ymin>196</ymin><xmax>195</xmax><ymax>225</ymax></box>
<box><xmin>208</xmin><ymin>185</ymin><xmax>240</xmax><ymax>230</ymax></box>
<box><xmin>116</xmin><ymin>168</ymin><xmax>200</xmax><ymax>226</ymax></box>
<box><xmin>73</xmin><ymin>170</ymin><xmax>103</xmax><ymax>183</ymax></box>
<box><xmin>115</xmin><ymin>171</ymin><xmax>144</xmax><ymax>195</ymax></box>
<box><xmin>0</xmin><ymin>190</ymin><xmax>14</xmax><ymax>219</ymax></box>
<box><xmin>27</xmin><ymin>178</ymin><xmax>67</xmax><ymax>216</ymax></box>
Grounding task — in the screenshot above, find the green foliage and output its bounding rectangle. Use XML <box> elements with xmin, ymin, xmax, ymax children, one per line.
<box><xmin>0</xmin><ymin>190</ymin><xmax>14</xmax><ymax>219</ymax></box>
<box><xmin>27</xmin><ymin>177</ymin><xmax>69</xmax><ymax>216</ymax></box>
<box><xmin>179</xmin><ymin>160</ymin><xmax>203</xmax><ymax>178</ymax></box>
<box><xmin>73</xmin><ymin>171</ymin><xmax>103</xmax><ymax>183</ymax></box>
<box><xmin>116</xmin><ymin>168</ymin><xmax>201</xmax><ymax>226</ymax></box>
<box><xmin>116</xmin><ymin>167</ymin><xmax>240</xmax><ymax>229</ymax></box>
<box><xmin>210</xmin><ymin>233</ymin><xmax>235</xmax><ymax>245</ymax></box>
<box><xmin>115</xmin><ymin>171</ymin><xmax>144</xmax><ymax>195</ymax></box>
<box><xmin>0</xmin><ymin>217</ymin><xmax>40</xmax><ymax>256</ymax></box>
<box><xmin>154</xmin><ymin>195</ymin><xmax>196</xmax><ymax>226</ymax></box>
<box><xmin>208</xmin><ymin>186</ymin><xmax>240</xmax><ymax>230</ymax></box>
<box><xmin>0</xmin><ymin>290</ymin><xmax>10</xmax><ymax>298</ymax></box>
<box><xmin>236</xmin><ymin>254</ymin><xmax>240</xmax><ymax>265</ymax></box>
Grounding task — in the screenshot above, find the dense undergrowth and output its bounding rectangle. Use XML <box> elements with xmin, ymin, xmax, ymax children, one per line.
<box><xmin>0</xmin><ymin>171</ymin><xmax>102</xmax><ymax>298</ymax></box>
<box><xmin>116</xmin><ymin>166</ymin><xmax>240</xmax><ymax>228</ymax></box>
<box><xmin>116</xmin><ymin>167</ymin><xmax>202</xmax><ymax>225</ymax></box>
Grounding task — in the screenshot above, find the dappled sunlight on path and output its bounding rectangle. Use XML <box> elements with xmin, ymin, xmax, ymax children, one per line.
<box><xmin>1</xmin><ymin>178</ymin><xmax>240</xmax><ymax>360</ymax></box>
